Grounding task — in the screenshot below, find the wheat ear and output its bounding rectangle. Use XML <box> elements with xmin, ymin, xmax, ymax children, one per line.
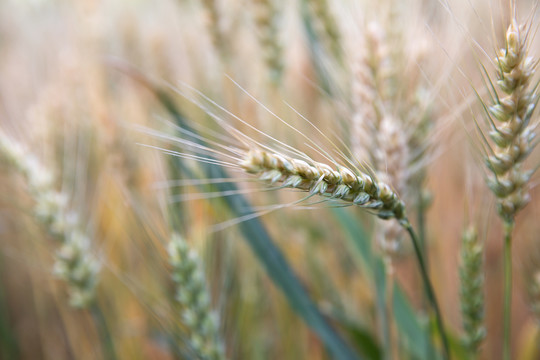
<box><xmin>485</xmin><ymin>20</ymin><xmax>537</xmax><ymax>221</ymax></box>
<box><xmin>201</xmin><ymin>0</ymin><xmax>225</xmax><ymax>58</ymax></box>
<box><xmin>241</xmin><ymin>149</ymin><xmax>406</xmax><ymax>220</ymax></box>
<box><xmin>251</xmin><ymin>0</ymin><xmax>283</xmax><ymax>83</ymax></box>
<box><xmin>168</xmin><ymin>233</ymin><xmax>226</xmax><ymax>360</ymax></box>
<box><xmin>0</xmin><ymin>132</ymin><xmax>100</xmax><ymax>308</ymax></box>
<box><xmin>481</xmin><ymin>19</ymin><xmax>537</xmax><ymax>360</ymax></box>
<box><xmin>459</xmin><ymin>226</ymin><xmax>485</xmax><ymax>353</ymax></box>
<box><xmin>309</xmin><ymin>0</ymin><xmax>341</xmax><ymax>57</ymax></box>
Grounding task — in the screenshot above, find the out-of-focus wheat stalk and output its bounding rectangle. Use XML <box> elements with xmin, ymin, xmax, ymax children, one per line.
<box><xmin>0</xmin><ymin>132</ymin><xmax>100</xmax><ymax>308</ymax></box>
<box><xmin>251</xmin><ymin>0</ymin><xmax>283</xmax><ymax>84</ymax></box>
<box><xmin>484</xmin><ymin>20</ymin><xmax>537</xmax><ymax>222</ymax></box>
<box><xmin>528</xmin><ymin>270</ymin><xmax>540</xmax><ymax>324</ymax></box>
<box><xmin>308</xmin><ymin>0</ymin><xmax>341</xmax><ymax>58</ymax></box>
<box><xmin>459</xmin><ymin>225</ymin><xmax>485</xmax><ymax>354</ymax></box>
<box><xmin>351</xmin><ymin>17</ymin><xmax>434</xmax><ymax>256</ymax></box>
<box><xmin>241</xmin><ymin>149</ymin><xmax>406</xmax><ymax>220</ymax></box>
<box><xmin>168</xmin><ymin>232</ymin><xmax>226</xmax><ymax>360</ymax></box>
<box><xmin>201</xmin><ymin>0</ymin><xmax>226</xmax><ymax>60</ymax></box>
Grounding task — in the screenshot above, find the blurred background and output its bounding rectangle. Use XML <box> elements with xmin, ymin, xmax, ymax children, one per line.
<box><xmin>0</xmin><ymin>0</ymin><xmax>540</xmax><ymax>359</ymax></box>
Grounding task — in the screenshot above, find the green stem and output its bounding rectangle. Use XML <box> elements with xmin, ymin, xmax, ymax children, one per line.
<box><xmin>374</xmin><ymin>259</ymin><xmax>391</xmax><ymax>360</ymax></box>
<box><xmin>385</xmin><ymin>259</ymin><xmax>397</xmax><ymax>360</ymax></box>
<box><xmin>503</xmin><ymin>221</ymin><xmax>514</xmax><ymax>360</ymax></box>
<box><xmin>90</xmin><ymin>304</ymin><xmax>117</xmax><ymax>360</ymax></box>
<box><xmin>417</xmin><ymin>191</ymin><xmax>428</xmax><ymax>268</ymax></box>
<box><xmin>402</xmin><ymin>220</ymin><xmax>450</xmax><ymax>360</ymax></box>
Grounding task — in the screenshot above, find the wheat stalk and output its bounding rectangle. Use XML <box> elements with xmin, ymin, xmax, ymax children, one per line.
<box><xmin>0</xmin><ymin>132</ymin><xmax>100</xmax><ymax>308</ymax></box>
<box><xmin>484</xmin><ymin>20</ymin><xmax>537</xmax><ymax>221</ymax></box>
<box><xmin>251</xmin><ymin>0</ymin><xmax>283</xmax><ymax>83</ymax></box>
<box><xmin>168</xmin><ymin>233</ymin><xmax>226</xmax><ymax>360</ymax></box>
<box><xmin>480</xmin><ymin>18</ymin><xmax>538</xmax><ymax>360</ymax></box>
<box><xmin>459</xmin><ymin>225</ymin><xmax>485</xmax><ymax>354</ymax></box>
<box><xmin>530</xmin><ymin>270</ymin><xmax>540</xmax><ymax>324</ymax></box>
<box><xmin>308</xmin><ymin>0</ymin><xmax>341</xmax><ymax>57</ymax></box>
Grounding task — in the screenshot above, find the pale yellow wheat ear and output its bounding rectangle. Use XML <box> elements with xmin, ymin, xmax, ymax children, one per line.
<box><xmin>308</xmin><ymin>0</ymin><xmax>341</xmax><ymax>57</ymax></box>
<box><xmin>477</xmin><ymin>13</ymin><xmax>539</xmax><ymax>360</ymax></box>
<box><xmin>0</xmin><ymin>131</ymin><xmax>100</xmax><ymax>308</ymax></box>
<box><xmin>350</xmin><ymin>12</ymin><xmax>436</xmax><ymax>255</ymax></box>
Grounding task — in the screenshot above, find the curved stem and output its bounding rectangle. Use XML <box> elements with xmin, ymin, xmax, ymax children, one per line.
<box><xmin>402</xmin><ymin>220</ymin><xmax>450</xmax><ymax>360</ymax></box>
<box><xmin>503</xmin><ymin>221</ymin><xmax>514</xmax><ymax>360</ymax></box>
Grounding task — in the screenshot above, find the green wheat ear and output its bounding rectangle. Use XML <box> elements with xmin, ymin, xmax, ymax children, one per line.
<box><xmin>0</xmin><ymin>131</ymin><xmax>100</xmax><ymax>308</ymax></box>
<box><xmin>459</xmin><ymin>225</ymin><xmax>485</xmax><ymax>354</ymax></box>
<box><xmin>168</xmin><ymin>233</ymin><xmax>226</xmax><ymax>360</ymax></box>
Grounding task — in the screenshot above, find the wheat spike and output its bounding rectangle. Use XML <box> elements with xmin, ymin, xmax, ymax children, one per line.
<box><xmin>484</xmin><ymin>20</ymin><xmax>538</xmax><ymax>221</ymax></box>
<box><xmin>168</xmin><ymin>233</ymin><xmax>226</xmax><ymax>360</ymax></box>
<box><xmin>241</xmin><ymin>149</ymin><xmax>406</xmax><ymax>220</ymax></box>
<box><xmin>0</xmin><ymin>132</ymin><xmax>100</xmax><ymax>308</ymax></box>
<box><xmin>459</xmin><ymin>225</ymin><xmax>486</xmax><ymax>353</ymax></box>
<box><xmin>251</xmin><ymin>0</ymin><xmax>283</xmax><ymax>83</ymax></box>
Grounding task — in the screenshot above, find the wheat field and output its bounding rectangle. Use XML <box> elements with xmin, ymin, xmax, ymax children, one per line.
<box><xmin>0</xmin><ymin>0</ymin><xmax>539</xmax><ymax>359</ymax></box>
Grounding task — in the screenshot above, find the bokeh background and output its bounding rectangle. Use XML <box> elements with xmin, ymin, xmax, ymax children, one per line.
<box><xmin>0</xmin><ymin>0</ymin><xmax>539</xmax><ymax>359</ymax></box>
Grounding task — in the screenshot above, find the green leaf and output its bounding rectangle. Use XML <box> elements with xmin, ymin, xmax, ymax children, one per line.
<box><xmin>393</xmin><ymin>287</ymin><xmax>432</xmax><ymax>360</ymax></box>
<box><xmin>325</xmin><ymin>306</ymin><xmax>383</xmax><ymax>360</ymax></box>
<box><xmin>332</xmin><ymin>207</ymin><xmax>437</xmax><ymax>360</ymax></box>
<box><xmin>331</xmin><ymin>208</ymin><xmax>373</xmax><ymax>275</ymax></box>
